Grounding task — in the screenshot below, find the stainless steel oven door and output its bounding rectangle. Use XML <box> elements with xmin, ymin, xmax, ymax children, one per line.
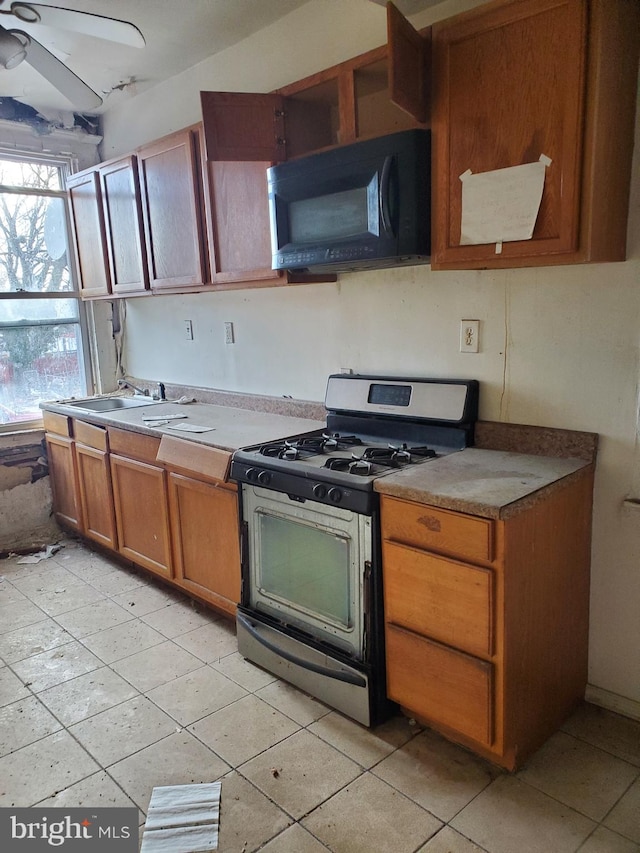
<box><xmin>243</xmin><ymin>484</ymin><xmax>371</xmax><ymax>659</ymax></box>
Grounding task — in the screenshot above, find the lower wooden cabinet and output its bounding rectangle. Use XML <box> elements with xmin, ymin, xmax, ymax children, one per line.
<box><xmin>74</xmin><ymin>420</ymin><xmax>117</xmax><ymax>551</ymax></box>
<box><xmin>45</xmin><ymin>415</ymin><xmax>241</xmax><ymax>617</ymax></box>
<box><xmin>43</xmin><ymin>411</ymin><xmax>82</xmax><ymax>532</ymax></box>
<box><xmin>381</xmin><ymin>467</ymin><xmax>594</xmax><ymax>769</ymax></box>
<box><xmin>110</xmin><ymin>453</ymin><xmax>173</xmax><ymax>579</ymax></box>
<box><xmin>167</xmin><ymin>472</ymin><xmax>240</xmax><ymax>616</ymax></box>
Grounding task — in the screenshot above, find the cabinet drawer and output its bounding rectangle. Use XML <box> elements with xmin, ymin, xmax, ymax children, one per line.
<box><xmin>386</xmin><ymin>623</ymin><xmax>493</xmax><ymax>746</ymax></box>
<box><xmin>108</xmin><ymin>427</ymin><xmax>160</xmax><ymax>463</ymax></box>
<box><xmin>74</xmin><ymin>419</ymin><xmax>108</xmax><ymax>451</ymax></box>
<box><xmin>383</xmin><ymin>541</ymin><xmax>493</xmax><ymax>657</ymax></box>
<box><xmin>381</xmin><ymin>495</ymin><xmax>494</xmax><ymax>563</ymax></box>
<box><xmin>43</xmin><ymin>411</ymin><xmax>72</xmax><ymax>437</ymax></box>
<box><xmin>157</xmin><ymin>435</ymin><xmax>232</xmax><ymax>485</ymax></box>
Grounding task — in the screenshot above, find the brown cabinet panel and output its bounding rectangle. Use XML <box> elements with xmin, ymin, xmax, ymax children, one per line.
<box><xmin>137</xmin><ymin>127</ymin><xmax>208</xmax><ymax>290</ymax></box>
<box><xmin>168</xmin><ymin>472</ymin><xmax>240</xmax><ymax>614</ymax></box>
<box><xmin>431</xmin><ymin>0</ymin><xmax>639</xmax><ymax>269</ymax></box>
<box><xmin>387</xmin><ymin>1</ymin><xmax>429</xmax><ymax>123</ymax></box>
<box><xmin>66</xmin><ymin>170</ymin><xmax>111</xmax><ymax>298</ymax></box>
<box><xmin>108</xmin><ymin>427</ymin><xmax>160</xmax><ymax>463</ymax></box>
<box><xmin>383</xmin><ymin>540</ymin><xmax>493</xmax><ymax>657</ymax></box>
<box><xmin>110</xmin><ymin>454</ymin><xmax>172</xmax><ymax>577</ymax></box>
<box><xmin>201</xmin><ymin>92</ymin><xmax>286</xmax><ymax>162</ymax></box>
<box><xmin>205</xmin><ymin>160</ymin><xmax>280</xmax><ymax>284</ymax></box>
<box><xmin>99</xmin><ymin>155</ymin><xmax>149</xmax><ymax>295</ymax></box>
<box><xmin>381</xmin><ymin>495</ymin><xmax>494</xmax><ymax>564</ymax></box>
<box><xmin>76</xmin><ymin>443</ymin><xmax>117</xmax><ymax>550</ymax></box>
<box><xmin>45</xmin><ymin>434</ymin><xmax>82</xmax><ymax>530</ymax></box>
<box><xmin>386</xmin><ymin>623</ymin><xmax>493</xmax><ymax>746</ymax></box>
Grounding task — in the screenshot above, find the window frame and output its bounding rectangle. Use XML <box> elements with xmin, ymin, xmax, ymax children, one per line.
<box><xmin>0</xmin><ymin>149</ymin><xmax>92</xmax><ymax>432</ymax></box>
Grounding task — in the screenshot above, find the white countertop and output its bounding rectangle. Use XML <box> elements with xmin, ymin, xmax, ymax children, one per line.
<box><xmin>43</xmin><ymin>398</ymin><xmax>324</xmax><ymax>452</ymax></box>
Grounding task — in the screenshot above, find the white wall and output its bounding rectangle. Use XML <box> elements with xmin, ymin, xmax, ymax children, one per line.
<box><xmin>101</xmin><ymin>0</ymin><xmax>640</xmax><ymax>713</ymax></box>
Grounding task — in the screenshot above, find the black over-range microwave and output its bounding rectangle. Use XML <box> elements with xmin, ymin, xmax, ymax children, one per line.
<box><xmin>267</xmin><ymin>129</ymin><xmax>430</xmax><ymax>274</ymax></box>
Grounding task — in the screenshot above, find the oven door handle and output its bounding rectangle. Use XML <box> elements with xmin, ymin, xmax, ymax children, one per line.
<box><xmin>237</xmin><ymin>612</ymin><xmax>367</xmax><ymax>687</ymax></box>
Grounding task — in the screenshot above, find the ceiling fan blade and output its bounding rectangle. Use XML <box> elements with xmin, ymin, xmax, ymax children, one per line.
<box><xmin>10</xmin><ymin>3</ymin><xmax>145</xmax><ymax>48</ymax></box>
<box><xmin>17</xmin><ymin>30</ymin><xmax>102</xmax><ymax>110</ymax></box>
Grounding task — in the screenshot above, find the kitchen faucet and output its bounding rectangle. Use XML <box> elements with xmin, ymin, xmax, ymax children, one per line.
<box><xmin>117</xmin><ymin>379</ymin><xmax>149</xmax><ymax>397</ymax></box>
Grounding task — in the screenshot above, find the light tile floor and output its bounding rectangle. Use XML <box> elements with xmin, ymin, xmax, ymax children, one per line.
<box><xmin>1</xmin><ymin>539</ymin><xmax>639</xmax><ymax>853</ymax></box>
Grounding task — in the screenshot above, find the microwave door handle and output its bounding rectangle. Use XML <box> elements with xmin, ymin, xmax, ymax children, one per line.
<box><xmin>379</xmin><ymin>155</ymin><xmax>394</xmax><ymax>237</ymax></box>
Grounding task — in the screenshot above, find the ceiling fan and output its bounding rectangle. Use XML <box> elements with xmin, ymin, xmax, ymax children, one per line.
<box><xmin>0</xmin><ymin>1</ymin><xmax>144</xmax><ymax>111</ymax></box>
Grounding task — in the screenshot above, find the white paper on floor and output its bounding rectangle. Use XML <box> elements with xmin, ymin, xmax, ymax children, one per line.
<box><xmin>140</xmin><ymin>782</ymin><xmax>221</xmax><ymax>853</ymax></box>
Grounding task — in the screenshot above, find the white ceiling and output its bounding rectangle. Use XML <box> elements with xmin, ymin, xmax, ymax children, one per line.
<box><xmin>0</xmin><ymin>0</ymin><xmax>444</xmax><ymax>118</ymax></box>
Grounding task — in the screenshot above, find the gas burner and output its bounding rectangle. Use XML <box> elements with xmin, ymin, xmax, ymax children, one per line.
<box><xmin>321</xmin><ymin>433</ymin><xmax>363</xmax><ymax>450</ymax></box>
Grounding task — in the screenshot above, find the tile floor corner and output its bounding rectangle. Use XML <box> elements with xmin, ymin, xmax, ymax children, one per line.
<box><xmin>1</xmin><ymin>540</ymin><xmax>639</xmax><ymax>852</ymax></box>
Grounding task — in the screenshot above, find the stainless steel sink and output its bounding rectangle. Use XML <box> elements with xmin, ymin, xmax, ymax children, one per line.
<box><xmin>66</xmin><ymin>396</ymin><xmax>159</xmax><ymax>412</ymax></box>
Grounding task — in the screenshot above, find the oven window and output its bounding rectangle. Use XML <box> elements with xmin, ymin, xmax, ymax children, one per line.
<box><xmin>257</xmin><ymin>512</ymin><xmax>352</xmax><ymax>629</ymax></box>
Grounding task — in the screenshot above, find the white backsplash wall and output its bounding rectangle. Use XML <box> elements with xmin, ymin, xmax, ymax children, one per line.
<box><xmin>102</xmin><ymin>0</ymin><xmax>640</xmax><ymax>713</ymax></box>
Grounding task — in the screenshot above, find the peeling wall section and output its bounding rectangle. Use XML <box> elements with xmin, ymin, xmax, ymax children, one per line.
<box><xmin>0</xmin><ymin>432</ymin><xmax>61</xmax><ymax>554</ymax></box>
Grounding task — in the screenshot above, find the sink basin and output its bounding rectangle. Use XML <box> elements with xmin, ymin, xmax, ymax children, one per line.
<box><xmin>67</xmin><ymin>396</ymin><xmax>159</xmax><ymax>412</ymax></box>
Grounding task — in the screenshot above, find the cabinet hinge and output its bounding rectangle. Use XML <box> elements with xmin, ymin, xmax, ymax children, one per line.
<box><xmin>274</xmin><ymin>109</ymin><xmax>286</xmax><ymax>119</ymax></box>
<box><xmin>275</xmin><ymin>137</ymin><xmax>287</xmax><ymax>147</ymax></box>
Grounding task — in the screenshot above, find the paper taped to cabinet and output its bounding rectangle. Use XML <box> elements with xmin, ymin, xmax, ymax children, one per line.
<box><xmin>459</xmin><ymin>156</ymin><xmax>549</xmax><ymax>247</ymax></box>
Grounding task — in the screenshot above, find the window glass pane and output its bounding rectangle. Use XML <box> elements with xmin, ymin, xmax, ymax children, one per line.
<box><xmin>0</xmin><ymin>195</ymin><xmax>70</xmax><ymax>293</ymax></box>
<box><xmin>0</xmin><ymin>158</ymin><xmax>62</xmax><ymax>191</ymax></box>
<box><xmin>1</xmin><ymin>297</ymin><xmax>78</xmax><ymax>322</ymax></box>
<box><xmin>0</xmin><ymin>323</ymin><xmax>84</xmax><ymax>424</ymax></box>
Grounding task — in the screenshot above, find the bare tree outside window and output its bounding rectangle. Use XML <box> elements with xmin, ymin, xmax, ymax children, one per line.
<box><xmin>0</xmin><ymin>155</ymin><xmax>88</xmax><ymax>427</ymax></box>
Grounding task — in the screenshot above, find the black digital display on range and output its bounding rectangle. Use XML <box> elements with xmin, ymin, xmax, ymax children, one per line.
<box><xmin>367</xmin><ymin>383</ymin><xmax>412</xmax><ymax>407</ymax></box>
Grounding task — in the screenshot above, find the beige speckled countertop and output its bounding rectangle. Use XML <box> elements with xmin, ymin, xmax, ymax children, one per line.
<box><xmin>374</xmin><ymin>447</ymin><xmax>591</xmax><ymax>520</ymax></box>
<box><xmin>42</xmin><ymin>398</ymin><xmax>324</xmax><ymax>452</ymax></box>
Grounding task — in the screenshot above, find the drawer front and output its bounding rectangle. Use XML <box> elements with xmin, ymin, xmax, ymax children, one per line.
<box><xmin>386</xmin><ymin>623</ymin><xmax>493</xmax><ymax>746</ymax></box>
<box><xmin>384</xmin><ymin>540</ymin><xmax>493</xmax><ymax>657</ymax></box>
<box><xmin>43</xmin><ymin>410</ymin><xmax>72</xmax><ymax>437</ymax></box>
<box><xmin>108</xmin><ymin>427</ymin><xmax>161</xmax><ymax>463</ymax></box>
<box><xmin>381</xmin><ymin>495</ymin><xmax>494</xmax><ymax>563</ymax></box>
<box><xmin>74</xmin><ymin>419</ymin><xmax>108</xmax><ymax>451</ymax></box>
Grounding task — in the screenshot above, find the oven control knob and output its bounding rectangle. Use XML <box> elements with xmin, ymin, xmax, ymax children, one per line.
<box><xmin>313</xmin><ymin>483</ymin><xmax>327</xmax><ymax>499</ymax></box>
<box><xmin>328</xmin><ymin>487</ymin><xmax>342</xmax><ymax>503</ymax></box>
<box><xmin>245</xmin><ymin>467</ymin><xmax>259</xmax><ymax>482</ymax></box>
<box><xmin>258</xmin><ymin>470</ymin><xmax>272</xmax><ymax>486</ymax></box>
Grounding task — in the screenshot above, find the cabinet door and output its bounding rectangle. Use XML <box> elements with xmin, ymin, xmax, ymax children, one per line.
<box><xmin>99</xmin><ymin>155</ymin><xmax>149</xmax><ymax>295</ymax></box>
<box><xmin>45</xmin><ymin>433</ymin><xmax>82</xmax><ymax>530</ymax></box>
<box><xmin>200</xmin><ymin>92</ymin><xmax>286</xmax><ymax>162</ymax></box>
<box><xmin>168</xmin><ymin>473</ymin><xmax>241</xmax><ymax>615</ymax></box>
<box><xmin>66</xmin><ymin>170</ymin><xmax>111</xmax><ymax>298</ymax></box>
<box><xmin>387</xmin><ymin>1</ymin><xmax>429</xmax><ymax>123</ymax></box>
<box><xmin>76</xmin><ymin>443</ymin><xmax>117</xmax><ymax>550</ymax></box>
<box><xmin>431</xmin><ymin>0</ymin><xmax>587</xmax><ymax>268</ymax></box>
<box><xmin>110</xmin><ymin>453</ymin><xmax>172</xmax><ymax>577</ymax></box>
<box><xmin>137</xmin><ymin>127</ymin><xmax>208</xmax><ymax>290</ymax></box>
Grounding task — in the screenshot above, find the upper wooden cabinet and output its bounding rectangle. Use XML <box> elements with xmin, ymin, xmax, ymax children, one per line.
<box><xmin>99</xmin><ymin>155</ymin><xmax>149</xmax><ymax>296</ymax></box>
<box><xmin>66</xmin><ymin>170</ymin><xmax>111</xmax><ymax>298</ymax></box>
<box><xmin>199</xmin><ymin>3</ymin><xmax>427</xmax><ymax>287</ymax></box>
<box><xmin>137</xmin><ymin>125</ymin><xmax>209</xmax><ymax>291</ymax></box>
<box><xmin>430</xmin><ymin>0</ymin><xmax>640</xmax><ymax>270</ymax></box>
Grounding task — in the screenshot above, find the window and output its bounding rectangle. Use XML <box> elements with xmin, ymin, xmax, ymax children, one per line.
<box><xmin>0</xmin><ymin>153</ymin><xmax>89</xmax><ymax>429</ymax></box>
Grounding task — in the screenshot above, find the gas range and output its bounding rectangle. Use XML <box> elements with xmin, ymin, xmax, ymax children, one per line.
<box><xmin>231</xmin><ymin>374</ymin><xmax>479</xmax><ymax>514</ymax></box>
